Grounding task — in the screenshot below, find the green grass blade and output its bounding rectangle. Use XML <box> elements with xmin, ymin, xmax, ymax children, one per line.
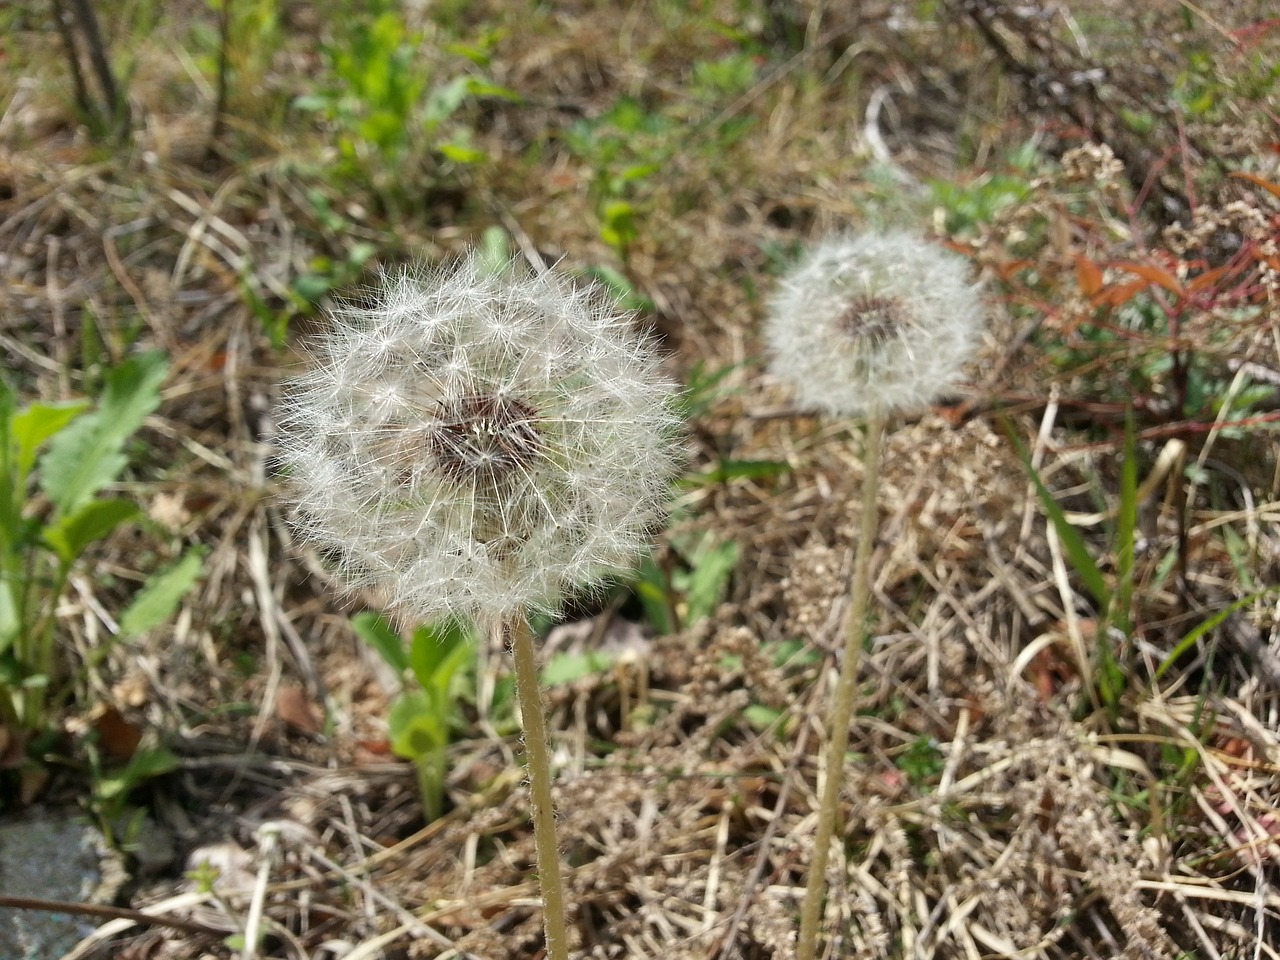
<box><xmin>1153</xmin><ymin>586</ymin><xmax>1280</xmax><ymax>683</ymax></box>
<box><xmin>1004</xmin><ymin>420</ymin><xmax>1111</xmax><ymax>610</ymax></box>
<box><xmin>1111</xmin><ymin>411</ymin><xmax>1138</xmax><ymax>639</ymax></box>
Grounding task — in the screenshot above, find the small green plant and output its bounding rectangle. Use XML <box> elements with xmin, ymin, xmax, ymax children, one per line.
<box><xmin>565</xmin><ymin>98</ymin><xmax>675</xmax><ymax>261</ymax></box>
<box><xmin>352</xmin><ymin>613</ymin><xmax>473</xmax><ymax>822</ymax></box>
<box><xmin>293</xmin><ymin>7</ymin><xmax>517</xmax><ymax>208</ymax></box>
<box><xmin>928</xmin><ymin>141</ymin><xmax>1040</xmax><ymax>235</ymax></box>
<box><xmin>560</xmin><ymin>41</ymin><xmax>760</xmax><ymax>262</ymax></box>
<box><xmin>0</xmin><ymin>353</ymin><xmax>185</xmax><ymax>740</ymax></box>
<box><xmin>240</xmin><ymin>190</ymin><xmax>379</xmax><ymax>349</ymax></box>
<box><xmin>88</xmin><ymin>738</ymin><xmax>182</xmax><ymax>846</ymax></box>
<box><xmin>635</xmin><ymin>532</ymin><xmax>739</xmax><ymax>636</ymax></box>
<box><xmin>897</xmin><ymin>735</ymin><xmax>946</xmax><ymax>789</ymax></box>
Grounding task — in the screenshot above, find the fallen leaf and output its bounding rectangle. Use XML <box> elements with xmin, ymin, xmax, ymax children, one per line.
<box><xmin>94</xmin><ymin>705</ymin><xmax>143</xmax><ymax>762</ymax></box>
<box><xmin>276</xmin><ymin>683</ymin><xmax>324</xmax><ymax>735</ymax></box>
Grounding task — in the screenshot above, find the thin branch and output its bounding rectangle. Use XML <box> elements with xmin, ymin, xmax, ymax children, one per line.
<box><xmin>0</xmin><ymin>893</ymin><xmax>223</xmax><ymax>937</ymax></box>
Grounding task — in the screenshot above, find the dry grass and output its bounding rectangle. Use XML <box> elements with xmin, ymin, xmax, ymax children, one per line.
<box><xmin>2</xmin><ymin>1</ymin><xmax>1279</xmax><ymax>958</ymax></box>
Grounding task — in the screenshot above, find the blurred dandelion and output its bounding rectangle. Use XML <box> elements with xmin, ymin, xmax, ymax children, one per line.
<box><xmin>767</xmin><ymin>230</ymin><xmax>984</xmax><ymax>960</ymax></box>
<box><xmin>766</xmin><ymin>230</ymin><xmax>982</xmax><ymax>418</ymax></box>
<box><xmin>276</xmin><ymin>251</ymin><xmax>682</xmax><ymax>960</ymax></box>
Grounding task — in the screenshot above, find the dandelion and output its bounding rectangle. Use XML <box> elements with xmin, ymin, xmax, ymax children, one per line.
<box><xmin>766</xmin><ymin>230</ymin><xmax>984</xmax><ymax>960</ymax></box>
<box><xmin>765</xmin><ymin>230</ymin><xmax>982</xmax><ymax>418</ymax></box>
<box><xmin>276</xmin><ymin>251</ymin><xmax>682</xmax><ymax>960</ymax></box>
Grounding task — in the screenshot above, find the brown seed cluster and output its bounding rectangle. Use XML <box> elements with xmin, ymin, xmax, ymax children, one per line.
<box><xmin>837</xmin><ymin>293</ymin><xmax>911</xmax><ymax>349</ymax></box>
<box><xmin>425</xmin><ymin>392</ymin><xmax>544</xmax><ymax>485</ymax></box>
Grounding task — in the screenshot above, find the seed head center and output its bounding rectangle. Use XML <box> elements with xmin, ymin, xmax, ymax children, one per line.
<box><xmin>838</xmin><ymin>294</ymin><xmax>911</xmax><ymax>347</ymax></box>
<box><xmin>428</xmin><ymin>393</ymin><xmax>543</xmax><ymax>484</ymax></box>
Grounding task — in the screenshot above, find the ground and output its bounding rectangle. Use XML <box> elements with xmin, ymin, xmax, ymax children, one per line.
<box><xmin>1</xmin><ymin>1</ymin><xmax>1279</xmax><ymax>958</ymax></box>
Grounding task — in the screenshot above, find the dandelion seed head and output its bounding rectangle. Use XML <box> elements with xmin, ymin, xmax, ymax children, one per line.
<box><xmin>766</xmin><ymin>230</ymin><xmax>985</xmax><ymax>418</ymax></box>
<box><xmin>276</xmin><ymin>252</ymin><xmax>682</xmax><ymax>628</ymax></box>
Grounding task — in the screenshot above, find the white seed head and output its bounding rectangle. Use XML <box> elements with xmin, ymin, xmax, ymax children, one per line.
<box><xmin>276</xmin><ymin>252</ymin><xmax>682</xmax><ymax>628</ymax></box>
<box><xmin>765</xmin><ymin>230</ymin><xmax>985</xmax><ymax>417</ymax></box>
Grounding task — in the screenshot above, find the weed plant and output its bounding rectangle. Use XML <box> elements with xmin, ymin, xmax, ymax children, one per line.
<box><xmin>0</xmin><ymin>353</ymin><xmax>201</xmax><ymax>805</ymax></box>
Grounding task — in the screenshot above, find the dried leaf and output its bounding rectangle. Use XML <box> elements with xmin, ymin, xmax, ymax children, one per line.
<box><xmin>1092</xmin><ymin>278</ymin><xmax>1148</xmax><ymax>307</ymax></box>
<box><xmin>1230</xmin><ymin>170</ymin><xmax>1280</xmax><ymax>200</ymax></box>
<box><xmin>1075</xmin><ymin>254</ymin><xmax>1104</xmax><ymax>297</ymax></box>
<box><xmin>93</xmin><ymin>705</ymin><xmax>143</xmax><ymax>763</ymax></box>
<box><xmin>1109</xmin><ymin>260</ymin><xmax>1185</xmax><ymax>296</ymax></box>
<box><xmin>276</xmin><ymin>683</ymin><xmax>324</xmax><ymax>735</ymax></box>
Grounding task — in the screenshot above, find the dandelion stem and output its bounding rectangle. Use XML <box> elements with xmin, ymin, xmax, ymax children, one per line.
<box><xmin>508</xmin><ymin>615</ymin><xmax>571</xmax><ymax>960</ymax></box>
<box><xmin>797</xmin><ymin>410</ymin><xmax>885</xmax><ymax>960</ymax></box>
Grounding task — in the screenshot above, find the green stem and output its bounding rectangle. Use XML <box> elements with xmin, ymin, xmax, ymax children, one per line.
<box><xmin>508</xmin><ymin>615</ymin><xmax>570</xmax><ymax>960</ymax></box>
<box><xmin>796</xmin><ymin>411</ymin><xmax>885</xmax><ymax>960</ymax></box>
<box><xmin>416</xmin><ymin>744</ymin><xmax>446</xmax><ymax>823</ymax></box>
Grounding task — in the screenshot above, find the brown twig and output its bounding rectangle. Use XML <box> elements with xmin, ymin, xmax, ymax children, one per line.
<box><xmin>209</xmin><ymin>0</ymin><xmax>233</xmax><ymax>156</ymax></box>
<box><xmin>50</xmin><ymin>0</ymin><xmax>130</xmax><ymax>139</ymax></box>
<box><xmin>0</xmin><ymin>893</ymin><xmax>223</xmax><ymax>937</ymax></box>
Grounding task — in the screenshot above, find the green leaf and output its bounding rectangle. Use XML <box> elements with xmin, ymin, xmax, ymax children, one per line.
<box><xmin>678</xmin><ymin>360</ymin><xmax>745</xmax><ymax>420</ymax></box>
<box><xmin>744</xmin><ymin>703</ymin><xmax>784</xmax><ymax>733</ymax></box>
<box><xmin>0</xmin><ymin>382</ymin><xmax>22</xmax><ymax>549</ymax></box>
<box><xmin>387</xmin><ymin>690</ymin><xmax>451</xmax><ymax>820</ymax></box>
<box><xmin>542</xmin><ymin>649</ymin><xmax>617</xmax><ymax>687</ymax></box>
<box><xmin>683</xmin><ymin>537</ymin><xmax>739</xmax><ymax>625</ymax></box>
<box><xmin>241</xmin><ymin>275</ymin><xmax>292</xmax><ymax>349</ymax></box>
<box><xmin>423</xmin><ymin>75</ymin><xmax>473</xmax><ymax>129</ymax></box>
<box><xmin>40</xmin><ymin>352</ymin><xmax>168</xmax><ymax>515</ymax></box>
<box><xmin>600</xmin><ymin>199</ymin><xmax>637</xmax><ymax>252</ymax></box>
<box><xmin>439</xmin><ymin>142</ymin><xmax>486</xmax><ymax>164</ymax></box>
<box><xmin>444</xmin><ymin>40</ymin><xmax>492</xmax><ymax>67</ymax></box>
<box><xmin>118</xmin><ymin>547</ymin><xmax>206</xmax><ymax>637</ymax></box>
<box><xmin>462</xmin><ymin>79</ymin><xmax>520</xmax><ymax>102</ymax></box>
<box><xmin>617</xmin><ymin>162</ymin><xmax>660</xmax><ymax>184</ymax></box>
<box><xmin>95</xmin><ymin>747</ymin><xmax>181</xmax><ymax>801</ymax></box>
<box><xmin>634</xmin><ymin>555</ymin><xmax>675</xmax><ymax>635</ymax></box>
<box><xmin>292</xmin><ymin>93</ymin><xmax>331</xmax><ymax>113</ymax></box>
<box><xmin>0</xmin><ymin>652</ymin><xmax>29</xmax><ymax>685</ymax></box>
<box><xmin>41</xmin><ymin>498</ymin><xmax>140</xmax><ymax>565</ymax></box>
<box><xmin>408</xmin><ymin>619</ymin><xmax>472</xmax><ymax>693</ymax></box>
<box><xmin>477</xmin><ymin>227</ymin><xmax>512</xmax><ymax>275</ymax></box>
<box><xmin>11</xmin><ymin>401</ymin><xmax>89</xmax><ymax>480</ymax></box>
<box><xmin>577</xmin><ymin>264</ymin><xmax>654</xmax><ymax>312</ymax></box>
<box><xmin>0</xmin><ymin>581</ymin><xmax>19</xmax><ymax>653</ymax></box>
<box><xmin>351</xmin><ymin>612</ymin><xmax>409</xmax><ymax>676</ymax></box>
<box><xmin>388</xmin><ymin>690</ymin><xmax>444</xmax><ymax>760</ymax></box>
<box><xmin>692</xmin><ymin>458</ymin><xmax>791</xmax><ymax>486</ymax></box>
<box><xmin>293</xmin><ymin>272</ymin><xmax>334</xmax><ymax>304</ymax></box>
<box><xmin>347</xmin><ymin>242</ymin><xmax>378</xmax><ymax>267</ymax></box>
